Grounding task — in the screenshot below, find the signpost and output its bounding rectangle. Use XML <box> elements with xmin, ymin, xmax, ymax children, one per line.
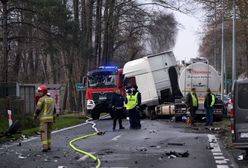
<box><xmin>224</xmin><ymin>79</ymin><xmax>232</xmax><ymax>85</ymax></box>
<box><xmin>75</xmin><ymin>83</ymin><xmax>86</xmax><ymax>91</ymax></box>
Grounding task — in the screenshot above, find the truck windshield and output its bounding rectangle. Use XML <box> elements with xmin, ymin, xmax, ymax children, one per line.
<box><xmin>88</xmin><ymin>71</ymin><xmax>118</xmax><ymax>88</ymax></box>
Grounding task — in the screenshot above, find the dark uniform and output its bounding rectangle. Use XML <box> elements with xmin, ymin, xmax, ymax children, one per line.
<box><xmin>111</xmin><ymin>91</ymin><xmax>125</xmax><ymax>131</ymax></box>
<box><xmin>204</xmin><ymin>90</ymin><xmax>215</xmax><ymax>126</ymax></box>
<box><xmin>185</xmin><ymin>90</ymin><xmax>199</xmax><ymax>126</ymax></box>
<box><xmin>125</xmin><ymin>87</ymin><xmax>141</xmax><ymax>129</ymax></box>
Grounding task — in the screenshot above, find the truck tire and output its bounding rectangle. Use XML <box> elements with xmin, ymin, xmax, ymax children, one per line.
<box><xmin>91</xmin><ymin>110</ymin><xmax>100</xmax><ymax>120</ymax></box>
<box><xmin>145</xmin><ymin>106</ymin><xmax>156</xmax><ymax>120</ymax></box>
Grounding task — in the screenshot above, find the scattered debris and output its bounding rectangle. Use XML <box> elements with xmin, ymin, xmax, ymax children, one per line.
<box><xmin>205</xmin><ymin>127</ymin><xmax>221</xmax><ymax>131</ymax></box>
<box><xmin>238</xmin><ymin>155</ymin><xmax>244</xmax><ymax>161</ymax></box>
<box><xmin>17</xmin><ymin>142</ymin><xmax>22</xmax><ymax>146</ymax></box>
<box><xmin>44</xmin><ymin>158</ymin><xmax>51</xmax><ymax>162</ymax></box>
<box><xmin>97</xmin><ymin>131</ymin><xmax>105</xmax><ymax>135</ymax></box>
<box><xmin>21</xmin><ymin>135</ymin><xmax>27</xmax><ymax>140</ymax></box>
<box><xmin>53</xmin><ymin>156</ymin><xmax>61</xmax><ymax>159</ymax></box>
<box><xmin>168</xmin><ymin>142</ymin><xmax>185</xmax><ymax>146</ymax></box>
<box><xmin>166</xmin><ymin>151</ymin><xmax>189</xmax><ymax>158</ymax></box>
<box><xmin>206</xmin><ymin>146</ymin><xmax>214</xmax><ymax>150</ymax></box>
<box><xmin>149</xmin><ymin>130</ymin><xmax>157</xmax><ymax>134</ymax></box>
<box><xmin>18</xmin><ymin>155</ymin><xmax>27</xmax><ymax>159</ymax></box>
<box><xmin>137</xmin><ymin>147</ymin><xmax>147</xmax><ymax>152</ymax></box>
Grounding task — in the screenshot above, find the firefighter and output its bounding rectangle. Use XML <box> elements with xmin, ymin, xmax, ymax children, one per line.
<box><xmin>204</xmin><ymin>88</ymin><xmax>215</xmax><ymax>126</ymax></box>
<box><xmin>125</xmin><ymin>85</ymin><xmax>141</xmax><ymax>129</ymax></box>
<box><xmin>34</xmin><ymin>85</ymin><xmax>56</xmax><ymax>152</ymax></box>
<box><xmin>185</xmin><ymin>88</ymin><xmax>199</xmax><ymax>126</ymax></box>
<box><xmin>111</xmin><ymin>88</ymin><xmax>125</xmax><ymax>131</ymax></box>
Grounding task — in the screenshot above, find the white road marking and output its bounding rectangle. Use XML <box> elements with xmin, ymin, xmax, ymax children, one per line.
<box><xmin>112</xmin><ymin>134</ymin><xmax>122</xmax><ymax>141</ymax></box>
<box><xmin>213</xmin><ymin>153</ymin><xmax>223</xmax><ymax>156</ymax></box>
<box><xmin>3</xmin><ymin>122</ymin><xmax>89</xmax><ymax>148</ymax></box>
<box><xmin>207</xmin><ymin>134</ymin><xmax>229</xmax><ymax>168</ymax></box>
<box><xmin>77</xmin><ymin>152</ymin><xmax>96</xmax><ymax>161</ymax></box>
<box><xmin>216</xmin><ymin>160</ymin><xmax>228</xmax><ymax>164</ymax></box>
<box><xmin>217</xmin><ymin>166</ymin><xmax>229</xmax><ymax>168</ymax></box>
<box><xmin>214</xmin><ymin>156</ymin><xmax>225</xmax><ymax>160</ymax></box>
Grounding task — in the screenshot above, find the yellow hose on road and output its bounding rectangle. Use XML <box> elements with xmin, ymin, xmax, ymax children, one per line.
<box><xmin>69</xmin><ymin>131</ymin><xmax>101</xmax><ymax>168</ymax></box>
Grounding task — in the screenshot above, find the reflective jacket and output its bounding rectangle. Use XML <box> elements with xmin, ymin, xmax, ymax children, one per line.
<box><xmin>204</xmin><ymin>93</ymin><xmax>216</xmax><ymax>108</ymax></box>
<box><xmin>125</xmin><ymin>92</ymin><xmax>139</xmax><ymax>110</ymax></box>
<box><xmin>186</xmin><ymin>92</ymin><xmax>199</xmax><ymax>108</ymax></box>
<box><xmin>36</xmin><ymin>95</ymin><xmax>55</xmax><ymax>122</ymax></box>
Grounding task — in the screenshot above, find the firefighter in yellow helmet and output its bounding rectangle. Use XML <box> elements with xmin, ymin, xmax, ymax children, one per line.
<box><xmin>34</xmin><ymin>84</ymin><xmax>56</xmax><ymax>152</ymax></box>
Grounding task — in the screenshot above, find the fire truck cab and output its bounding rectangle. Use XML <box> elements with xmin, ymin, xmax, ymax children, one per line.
<box><xmin>85</xmin><ymin>66</ymin><xmax>124</xmax><ymax>119</ymax></box>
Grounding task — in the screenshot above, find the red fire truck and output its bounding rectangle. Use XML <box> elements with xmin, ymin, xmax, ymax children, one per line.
<box><xmin>84</xmin><ymin>66</ymin><xmax>125</xmax><ymax>119</ymax></box>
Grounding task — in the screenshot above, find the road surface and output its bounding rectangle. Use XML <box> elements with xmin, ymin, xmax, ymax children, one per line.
<box><xmin>0</xmin><ymin>116</ymin><xmax>238</xmax><ymax>168</ymax></box>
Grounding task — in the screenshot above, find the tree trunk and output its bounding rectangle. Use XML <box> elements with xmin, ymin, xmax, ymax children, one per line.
<box><xmin>1</xmin><ymin>0</ymin><xmax>9</xmax><ymax>82</ymax></box>
<box><xmin>95</xmin><ymin>0</ymin><xmax>103</xmax><ymax>66</ymax></box>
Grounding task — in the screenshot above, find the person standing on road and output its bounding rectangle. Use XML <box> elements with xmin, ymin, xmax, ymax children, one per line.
<box><xmin>34</xmin><ymin>84</ymin><xmax>56</xmax><ymax>152</ymax></box>
<box><xmin>125</xmin><ymin>85</ymin><xmax>141</xmax><ymax>129</ymax></box>
<box><xmin>111</xmin><ymin>88</ymin><xmax>125</xmax><ymax>131</ymax></box>
<box><xmin>204</xmin><ymin>88</ymin><xmax>215</xmax><ymax>126</ymax></box>
<box><xmin>185</xmin><ymin>88</ymin><xmax>199</xmax><ymax>126</ymax></box>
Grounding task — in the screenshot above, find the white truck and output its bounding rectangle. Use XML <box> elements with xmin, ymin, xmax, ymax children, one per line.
<box><xmin>123</xmin><ymin>52</ymin><xmax>224</xmax><ymax>120</ymax></box>
<box><xmin>123</xmin><ymin>51</ymin><xmax>183</xmax><ymax>118</ymax></box>
<box><xmin>176</xmin><ymin>58</ymin><xmax>224</xmax><ymax>120</ymax></box>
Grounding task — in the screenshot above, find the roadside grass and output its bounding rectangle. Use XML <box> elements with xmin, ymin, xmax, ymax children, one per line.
<box><xmin>0</xmin><ymin>114</ymin><xmax>86</xmax><ymax>144</ymax></box>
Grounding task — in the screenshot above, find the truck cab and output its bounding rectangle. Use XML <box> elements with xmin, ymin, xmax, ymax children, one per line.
<box><xmin>231</xmin><ymin>79</ymin><xmax>248</xmax><ymax>151</ymax></box>
<box><xmin>85</xmin><ymin>66</ymin><xmax>125</xmax><ymax>119</ymax></box>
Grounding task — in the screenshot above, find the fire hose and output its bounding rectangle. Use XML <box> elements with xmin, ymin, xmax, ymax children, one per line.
<box><xmin>69</xmin><ymin>116</ymin><xmax>107</xmax><ymax>168</ymax></box>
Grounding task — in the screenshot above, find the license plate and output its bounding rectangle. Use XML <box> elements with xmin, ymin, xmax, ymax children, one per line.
<box><xmin>99</xmin><ymin>96</ymin><xmax>107</xmax><ymax>100</ymax></box>
<box><xmin>240</xmin><ymin>133</ymin><xmax>248</xmax><ymax>138</ymax></box>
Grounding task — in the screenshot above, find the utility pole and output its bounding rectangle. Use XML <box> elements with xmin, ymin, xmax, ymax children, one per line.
<box><xmin>232</xmin><ymin>0</ymin><xmax>236</xmax><ymax>82</ymax></box>
<box><xmin>221</xmin><ymin>0</ymin><xmax>225</xmax><ymax>100</ymax></box>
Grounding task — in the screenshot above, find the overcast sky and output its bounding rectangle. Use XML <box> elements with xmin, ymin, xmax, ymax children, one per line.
<box><xmin>173</xmin><ymin>10</ymin><xmax>205</xmax><ymax>61</ymax></box>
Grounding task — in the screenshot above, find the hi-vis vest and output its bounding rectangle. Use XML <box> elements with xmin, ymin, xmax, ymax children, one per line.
<box><xmin>191</xmin><ymin>93</ymin><xmax>198</xmax><ymax>107</ymax></box>
<box><xmin>37</xmin><ymin>95</ymin><xmax>55</xmax><ymax>122</ymax></box>
<box><xmin>126</xmin><ymin>92</ymin><xmax>139</xmax><ymax>110</ymax></box>
<box><xmin>210</xmin><ymin>94</ymin><xmax>215</xmax><ymax>107</ymax></box>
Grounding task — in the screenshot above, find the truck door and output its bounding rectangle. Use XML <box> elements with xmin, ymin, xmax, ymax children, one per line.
<box><xmin>234</xmin><ymin>81</ymin><xmax>248</xmax><ymax>143</ymax></box>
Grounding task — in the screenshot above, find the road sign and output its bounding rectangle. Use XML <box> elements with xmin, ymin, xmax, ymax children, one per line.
<box><xmin>75</xmin><ymin>83</ymin><xmax>86</xmax><ymax>91</ymax></box>
<box><xmin>224</xmin><ymin>79</ymin><xmax>232</xmax><ymax>85</ymax></box>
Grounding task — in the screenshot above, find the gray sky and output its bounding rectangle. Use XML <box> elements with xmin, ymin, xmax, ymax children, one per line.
<box><xmin>138</xmin><ymin>0</ymin><xmax>205</xmax><ymax>61</ymax></box>
<box><xmin>173</xmin><ymin>10</ymin><xmax>204</xmax><ymax>61</ymax></box>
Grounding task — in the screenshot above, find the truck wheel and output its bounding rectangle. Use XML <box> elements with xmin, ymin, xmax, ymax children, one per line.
<box><xmin>91</xmin><ymin>110</ymin><xmax>100</xmax><ymax>120</ymax></box>
<box><xmin>148</xmin><ymin>106</ymin><xmax>156</xmax><ymax>120</ymax></box>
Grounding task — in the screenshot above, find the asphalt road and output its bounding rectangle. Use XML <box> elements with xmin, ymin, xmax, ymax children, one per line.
<box><xmin>0</xmin><ymin>116</ymin><xmax>238</xmax><ymax>168</ymax></box>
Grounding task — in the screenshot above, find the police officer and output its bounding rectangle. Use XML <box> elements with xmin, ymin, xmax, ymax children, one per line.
<box><xmin>125</xmin><ymin>85</ymin><xmax>141</xmax><ymax>129</ymax></box>
<box><xmin>111</xmin><ymin>88</ymin><xmax>125</xmax><ymax>131</ymax></box>
<box><xmin>34</xmin><ymin>85</ymin><xmax>56</xmax><ymax>152</ymax></box>
<box><xmin>204</xmin><ymin>88</ymin><xmax>215</xmax><ymax>126</ymax></box>
<box><xmin>185</xmin><ymin>88</ymin><xmax>199</xmax><ymax>126</ymax></box>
